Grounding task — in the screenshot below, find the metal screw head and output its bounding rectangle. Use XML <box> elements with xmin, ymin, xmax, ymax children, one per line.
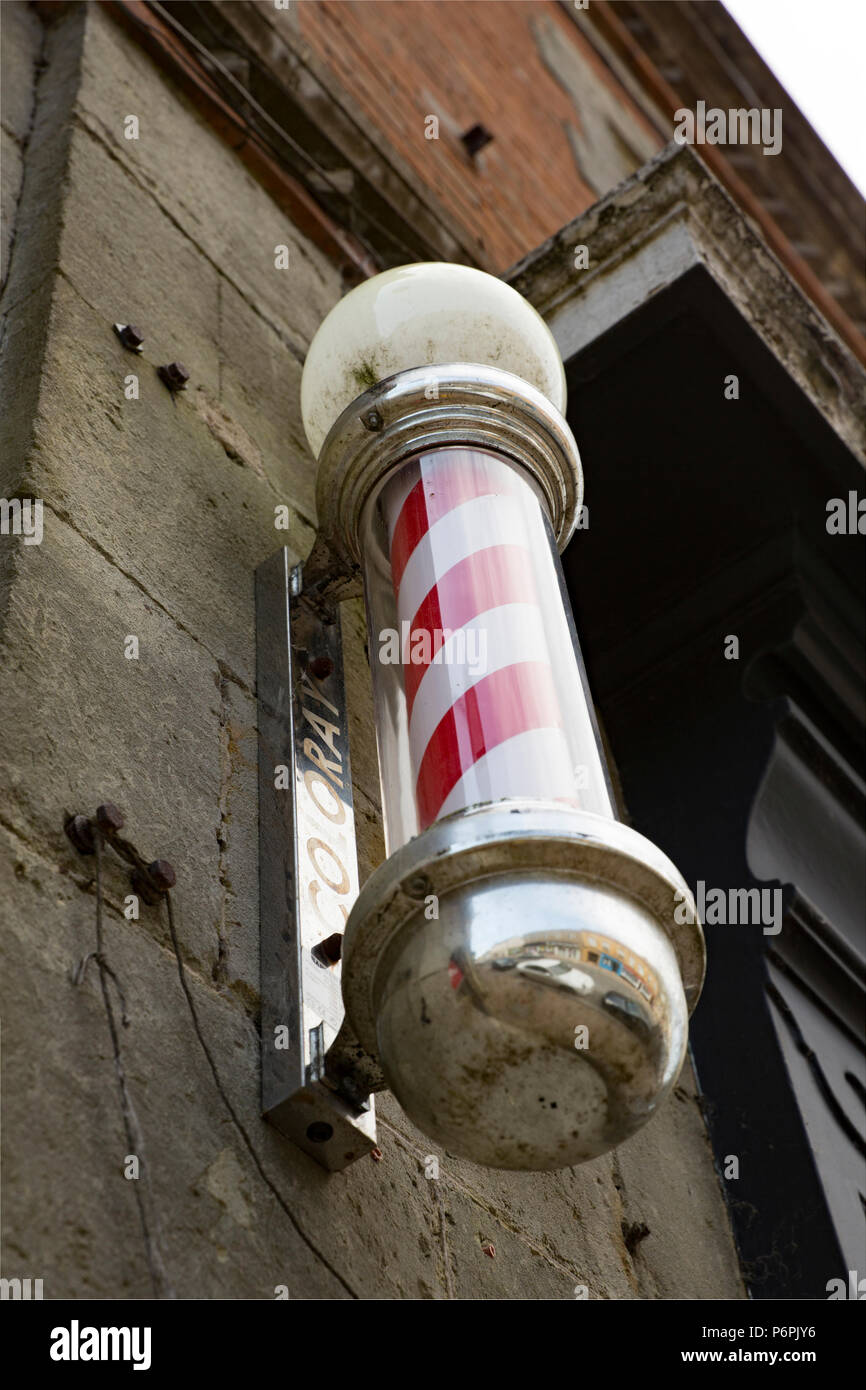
<box><xmin>147</xmin><ymin>859</ymin><xmax>177</xmax><ymax>891</ymax></box>
<box><xmin>362</xmin><ymin>408</ymin><xmax>383</xmax><ymax>432</ymax></box>
<box><xmin>158</xmin><ymin>362</ymin><xmax>190</xmax><ymax>391</ymax></box>
<box><xmin>96</xmin><ymin>802</ymin><xmax>125</xmax><ymax>835</ymax></box>
<box><xmin>113</xmin><ymin>322</ymin><xmax>144</xmax><ymax>351</ymax></box>
<box><xmin>308</xmin><ymin>655</ymin><xmax>334</xmax><ymax>680</ymax></box>
<box><xmin>405</xmin><ymin>873</ymin><xmax>431</xmax><ymax>900</ymax></box>
<box><xmin>65</xmin><ymin>815</ymin><xmax>95</xmax><ymax>856</ymax></box>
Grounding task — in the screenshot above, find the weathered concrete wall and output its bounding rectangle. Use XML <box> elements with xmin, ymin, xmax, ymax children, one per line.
<box><xmin>0</xmin><ymin>1</ymin><xmax>743</xmax><ymax>1299</ymax></box>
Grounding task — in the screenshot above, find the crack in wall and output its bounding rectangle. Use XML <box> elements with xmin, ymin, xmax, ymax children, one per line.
<box><xmin>610</xmin><ymin>1151</ymin><xmax>642</xmax><ymax>1295</ymax></box>
<box><xmin>214</xmin><ymin>663</ymin><xmax>233</xmax><ymax>990</ymax></box>
<box><xmin>87</xmin><ymin>833</ymin><xmax>175</xmax><ymax>1298</ymax></box>
<box><xmin>431</xmin><ymin>1180</ymin><xmax>455</xmax><ymax>1301</ymax></box>
<box><xmin>0</xmin><ymin>15</ymin><xmax>47</xmax><ymax>305</ymax></box>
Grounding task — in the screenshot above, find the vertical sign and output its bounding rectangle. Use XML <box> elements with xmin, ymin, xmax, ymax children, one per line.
<box><xmin>256</xmin><ymin>548</ymin><xmax>375</xmax><ymax>1169</ymax></box>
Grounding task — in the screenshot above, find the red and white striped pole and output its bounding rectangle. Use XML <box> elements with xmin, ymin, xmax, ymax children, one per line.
<box><xmin>384</xmin><ymin>447</ymin><xmax>583</xmax><ymax>829</ymax></box>
<box><xmin>300</xmin><ymin>264</ymin><xmax>704</xmax><ymax>1172</ymax></box>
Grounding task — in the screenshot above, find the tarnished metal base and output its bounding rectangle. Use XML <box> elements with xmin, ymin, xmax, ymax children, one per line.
<box><xmin>264</xmin><ymin>1071</ymin><xmax>377</xmax><ymax>1173</ymax></box>
<box><xmin>342</xmin><ymin>802</ymin><xmax>705</xmax><ymax>1170</ymax></box>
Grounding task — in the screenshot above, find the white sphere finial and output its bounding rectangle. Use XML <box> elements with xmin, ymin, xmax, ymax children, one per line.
<box><xmin>301</xmin><ymin>262</ymin><xmax>567</xmax><ymax>459</ymax></box>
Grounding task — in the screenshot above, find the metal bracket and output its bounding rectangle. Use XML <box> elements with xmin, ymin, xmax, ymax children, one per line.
<box><xmin>255</xmin><ymin>546</ymin><xmax>380</xmax><ymax>1171</ymax></box>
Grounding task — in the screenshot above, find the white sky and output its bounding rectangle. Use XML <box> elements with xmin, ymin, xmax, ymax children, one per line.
<box><xmin>723</xmin><ymin>0</ymin><xmax>866</xmax><ymax>195</ymax></box>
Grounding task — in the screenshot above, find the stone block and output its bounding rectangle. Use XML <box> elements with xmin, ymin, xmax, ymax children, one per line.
<box><xmin>217</xmin><ymin>279</ymin><xmax>316</xmax><ymax>522</ymax></box>
<box><xmin>375</xmin><ymin>1094</ymin><xmax>638</xmax><ymax>1300</ymax></box>
<box><xmin>58</xmin><ymin>122</ymin><xmax>222</xmax><ymax>398</ymax></box>
<box><xmin>614</xmin><ymin>1062</ymin><xmax>745</xmax><ymax>1299</ymax></box>
<box><xmin>0</xmin><ymin>827</ymin><xmax>348</xmax><ymax>1297</ymax></box>
<box><xmin>20</xmin><ymin>277</ymin><xmax>313</xmax><ymax>689</ymax></box>
<box><xmin>0</xmin><ymin>509</ymin><xmax>225</xmax><ymax>977</ymax></box>
<box><xmin>75</xmin><ymin>5</ymin><xmax>341</xmax><ymax>355</ymax></box>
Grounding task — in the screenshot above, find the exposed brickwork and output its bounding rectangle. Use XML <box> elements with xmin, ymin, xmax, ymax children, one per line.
<box><xmin>300</xmin><ymin>0</ymin><xmax>662</xmax><ymax>270</ymax></box>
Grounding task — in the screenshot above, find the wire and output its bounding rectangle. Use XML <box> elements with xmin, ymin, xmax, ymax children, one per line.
<box><xmin>143</xmin><ymin>1</ymin><xmax>426</xmax><ymax>268</ymax></box>
<box><xmin>110</xmin><ymin>1</ymin><xmax>374</xmax><ymax>270</ymax></box>
<box><xmin>163</xmin><ymin>892</ymin><xmax>360</xmax><ymax>1299</ymax></box>
<box><xmin>72</xmin><ymin>811</ymin><xmax>360</xmax><ymax>1299</ymax></box>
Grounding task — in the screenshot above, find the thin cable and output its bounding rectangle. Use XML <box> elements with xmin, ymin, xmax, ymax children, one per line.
<box><xmin>163</xmin><ymin>891</ymin><xmax>360</xmax><ymax>1299</ymax></box>
<box><xmin>117</xmin><ymin>0</ymin><xmax>385</xmax><ymax>266</ymax></box>
<box><xmin>144</xmin><ymin>0</ymin><xmax>424</xmax><ymax>266</ymax></box>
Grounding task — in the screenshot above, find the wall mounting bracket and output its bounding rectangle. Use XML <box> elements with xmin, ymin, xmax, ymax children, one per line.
<box><xmin>255</xmin><ymin>545</ymin><xmax>381</xmax><ymax>1172</ymax></box>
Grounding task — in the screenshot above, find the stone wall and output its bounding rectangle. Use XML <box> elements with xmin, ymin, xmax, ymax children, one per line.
<box><xmin>0</xmin><ymin>1</ymin><xmax>742</xmax><ymax>1299</ymax></box>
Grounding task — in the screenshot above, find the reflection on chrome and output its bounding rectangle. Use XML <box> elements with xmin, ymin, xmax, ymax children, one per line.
<box><xmin>344</xmin><ymin>804</ymin><xmax>703</xmax><ymax>1170</ymax></box>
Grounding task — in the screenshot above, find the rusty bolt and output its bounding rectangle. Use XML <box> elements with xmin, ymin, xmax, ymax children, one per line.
<box><xmin>147</xmin><ymin>859</ymin><xmax>177</xmax><ymax>891</ymax></box>
<box><xmin>158</xmin><ymin>361</ymin><xmax>190</xmax><ymax>392</ymax></box>
<box><xmin>96</xmin><ymin>802</ymin><xmax>125</xmax><ymax>835</ymax></box>
<box><xmin>113</xmin><ymin>322</ymin><xmax>144</xmax><ymax>352</ymax></box>
<box><xmin>362</xmin><ymin>408</ymin><xmax>383</xmax><ymax>432</ymax></box>
<box><xmin>481</xmin><ymin>1242</ymin><xmax>496</xmax><ymax>1259</ymax></box>
<box><xmin>65</xmin><ymin>815</ymin><xmax>95</xmax><ymax>856</ymax></box>
<box><xmin>308</xmin><ymin>655</ymin><xmax>334</xmax><ymax>680</ymax></box>
<box><xmin>130</xmin><ymin>859</ymin><xmax>176</xmax><ymax>906</ymax></box>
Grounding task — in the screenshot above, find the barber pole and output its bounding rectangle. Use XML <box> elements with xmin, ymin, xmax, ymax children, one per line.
<box><xmin>296</xmin><ymin>262</ymin><xmax>705</xmax><ymax>1171</ymax></box>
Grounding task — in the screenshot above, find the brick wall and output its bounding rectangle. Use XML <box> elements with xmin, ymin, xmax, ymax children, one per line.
<box><xmin>300</xmin><ymin>0</ymin><xmax>662</xmax><ymax>270</ymax></box>
<box><xmin>0</xmin><ymin>0</ymin><xmax>741</xmax><ymax>1299</ymax></box>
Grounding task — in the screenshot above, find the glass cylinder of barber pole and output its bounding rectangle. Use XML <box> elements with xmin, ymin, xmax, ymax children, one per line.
<box><xmin>301</xmin><ymin>263</ymin><xmax>705</xmax><ymax>1172</ymax></box>
<box><xmin>359</xmin><ymin>444</ymin><xmax>614</xmax><ymax>853</ymax></box>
